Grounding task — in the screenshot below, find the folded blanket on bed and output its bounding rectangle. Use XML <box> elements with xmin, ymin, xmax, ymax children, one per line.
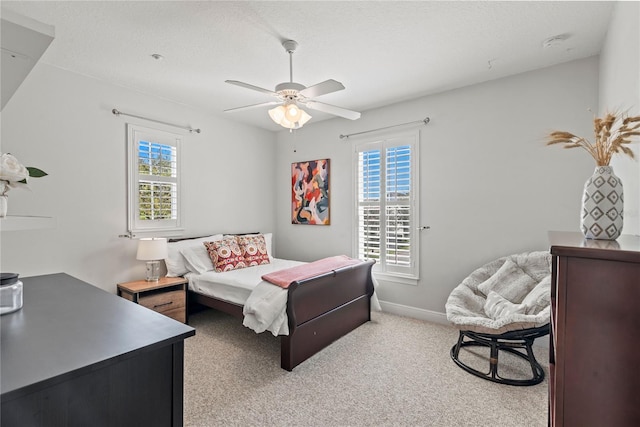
<box><xmin>261</xmin><ymin>255</ymin><xmax>362</xmax><ymax>288</ymax></box>
<box><xmin>243</xmin><ymin>280</ymin><xmax>289</xmax><ymax>336</ymax></box>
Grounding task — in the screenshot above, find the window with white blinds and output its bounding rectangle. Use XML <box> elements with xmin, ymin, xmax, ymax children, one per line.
<box><xmin>354</xmin><ymin>132</ymin><xmax>419</xmax><ymax>281</ymax></box>
<box><xmin>127</xmin><ymin>124</ymin><xmax>182</xmax><ymax>234</ymax></box>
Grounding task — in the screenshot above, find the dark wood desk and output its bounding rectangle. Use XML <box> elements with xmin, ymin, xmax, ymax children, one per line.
<box><xmin>549</xmin><ymin>231</ymin><xmax>640</xmax><ymax>427</ymax></box>
<box><xmin>1</xmin><ymin>273</ymin><xmax>195</xmax><ymax>427</ymax></box>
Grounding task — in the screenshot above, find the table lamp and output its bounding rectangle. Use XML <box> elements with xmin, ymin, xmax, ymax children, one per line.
<box><xmin>136</xmin><ymin>238</ymin><xmax>168</xmax><ymax>282</ymax></box>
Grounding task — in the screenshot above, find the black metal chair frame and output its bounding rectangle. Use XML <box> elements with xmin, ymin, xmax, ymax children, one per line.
<box><xmin>450</xmin><ymin>324</ymin><xmax>549</xmax><ymax>386</ymax></box>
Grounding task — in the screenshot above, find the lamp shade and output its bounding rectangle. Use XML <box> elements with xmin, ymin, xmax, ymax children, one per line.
<box><xmin>268</xmin><ymin>105</ymin><xmax>286</xmax><ymax>124</ymax></box>
<box><xmin>298</xmin><ymin>109</ymin><xmax>312</xmax><ymax>126</ymax></box>
<box><xmin>136</xmin><ymin>238</ymin><xmax>168</xmax><ymax>261</ymax></box>
<box><xmin>269</xmin><ymin>104</ymin><xmax>312</xmax><ymax>130</ymax></box>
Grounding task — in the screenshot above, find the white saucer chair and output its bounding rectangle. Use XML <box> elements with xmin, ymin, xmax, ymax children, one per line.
<box><xmin>445</xmin><ymin>251</ymin><xmax>551</xmax><ymax>386</ymax></box>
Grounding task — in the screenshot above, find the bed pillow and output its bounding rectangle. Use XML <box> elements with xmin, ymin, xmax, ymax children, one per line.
<box><xmin>483</xmin><ymin>291</ymin><xmax>529</xmax><ymax>320</ymax></box>
<box><xmin>224</xmin><ymin>232</ymin><xmax>274</xmax><ymax>259</ymax></box>
<box><xmin>262</xmin><ymin>233</ymin><xmax>274</xmax><ymax>259</ymax></box>
<box><xmin>477</xmin><ymin>259</ymin><xmax>538</xmax><ymax>303</ymax></box>
<box><xmin>165</xmin><ymin>234</ymin><xmax>222</xmax><ymax>277</ymax></box>
<box><xmin>237</xmin><ymin>234</ymin><xmax>271</xmax><ymax>267</ymax></box>
<box><xmin>204</xmin><ymin>237</ymin><xmax>247</xmax><ymax>272</ymax></box>
<box><xmin>180</xmin><ymin>240</ymin><xmax>221</xmax><ymax>274</ymax></box>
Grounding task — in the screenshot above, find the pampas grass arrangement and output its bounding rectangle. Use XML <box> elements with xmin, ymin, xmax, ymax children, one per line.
<box><xmin>546</xmin><ymin>111</ymin><xmax>640</xmax><ymax>166</ymax></box>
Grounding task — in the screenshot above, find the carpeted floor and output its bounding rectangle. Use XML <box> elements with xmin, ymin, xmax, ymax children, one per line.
<box><xmin>184</xmin><ymin>310</ymin><xmax>548</xmax><ymax>427</ymax></box>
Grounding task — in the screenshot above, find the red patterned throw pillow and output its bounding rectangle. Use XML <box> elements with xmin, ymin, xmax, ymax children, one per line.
<box><xmin>204</xmin><ymin>238</ymin><xmax>247</xmax><ymax>272</ymax></box>
<box><xmin>237</xmin><ymin>234</ymin><xmax>271</xmax><ymax>267</ymax></box>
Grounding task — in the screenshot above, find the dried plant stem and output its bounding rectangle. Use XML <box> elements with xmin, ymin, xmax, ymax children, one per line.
<box><xmin>546</xmin><ymin>111</ymin><xmax>640</xmax><ymax>166</ymax></box>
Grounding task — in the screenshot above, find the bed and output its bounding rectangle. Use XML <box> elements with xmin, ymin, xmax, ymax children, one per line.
<box><xmin>166</xmin><ymin>233</ymin><xmax>376</xmax><ymax>371</ymax></box>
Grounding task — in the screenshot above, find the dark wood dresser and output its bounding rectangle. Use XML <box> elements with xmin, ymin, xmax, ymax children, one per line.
<box><xmin>549</xmin><ymin>231</ymin><xmax>640</xmax><ymax>427</ymax></box>
<box><xmin>0</xmin><ymin>273</ymin><xmax>195</xmax><ymax>427</ymax></box>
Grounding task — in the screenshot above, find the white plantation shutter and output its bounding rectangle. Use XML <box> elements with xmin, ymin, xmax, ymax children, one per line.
<box><xmin>357</xmin><ymin>149</ymin><xmax>382</xmax><ymax>262</ymax></box>
<box><xmin>138</xmin><ymin>141</ymin><xmax>177</xmax><ymax>220</ymax></box>
<box><xmin>128</xmin><ymin>124</ymin><xmax>182</xmax><ymax>234</ymax></box>
<box><xmin>355</xmin><ymin>133</ymin><xmax>419</xmax><ymax>280</ymax></box>
<box><xmin>385</xmin><ymin>145</ymin><xmax>412</xmax><ymax>273</ymax></box>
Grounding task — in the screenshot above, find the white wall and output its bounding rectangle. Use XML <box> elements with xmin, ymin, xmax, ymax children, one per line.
<box><xmin>0</xmin><ymin>51</ymin><xmax>606</xmax><ymax>315</ymax></box>
<box><xmin>599</xmin><ymin>0</ymin><xmax>640</xmax><ymax>236</ymax></box>
<box><xmin>275</xmin><ymin>57</ymin><xmax>599</xmax><ymax>317</ymax></box>
<box><xmin>0</xmin><ymin>63</ymin><xmax>277</xmax><ymax>293</ymax></box>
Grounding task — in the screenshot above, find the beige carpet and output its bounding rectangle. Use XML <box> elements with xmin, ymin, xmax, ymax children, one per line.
<box><xmin>184</xmin><ymin>310</ymin><xmax>548</xmax><ymax>426</ymax></box>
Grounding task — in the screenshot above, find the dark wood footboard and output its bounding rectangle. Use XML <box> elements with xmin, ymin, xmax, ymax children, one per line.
<box><xmin>281</xmin><ymin>259</ymin><xmax>375</xmax><ymax>371</ymax></box>
<box><xmin>187</xmin><ymin>259</ymin><xmax>375</xmax><ymax>371</ymax></box>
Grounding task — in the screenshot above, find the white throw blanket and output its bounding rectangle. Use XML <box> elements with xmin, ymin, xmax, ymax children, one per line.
<box><xmin>243</xmin><ymin>281</ymin><xmax>289</xmax><ymax>336</ymax></box>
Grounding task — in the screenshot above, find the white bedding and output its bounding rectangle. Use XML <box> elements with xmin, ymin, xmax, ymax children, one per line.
<box><xmin>186</xmin><ymin>258</ymin><xmax>304</xmax><ymax>336</ymax></box>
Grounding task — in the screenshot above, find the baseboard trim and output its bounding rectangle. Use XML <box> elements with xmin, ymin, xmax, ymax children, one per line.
<box><xmin>378</xmin><ymin>300</ymin><xmax>549</xmax><ymax>349</ymax></box>
<box><xmin>378</xmin><ymin>300</ymin><xmax>449</xmax><ymax>325</ymax></box>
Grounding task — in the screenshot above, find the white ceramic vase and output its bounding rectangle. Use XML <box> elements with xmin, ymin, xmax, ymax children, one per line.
<box><xmin>581</xmin><ymin>166</ymin><xmax>623</xmax><ymax>240</ymax></box>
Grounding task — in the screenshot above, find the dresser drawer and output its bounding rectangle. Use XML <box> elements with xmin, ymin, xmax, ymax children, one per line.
<box><xmin>139</xmin><ymin>290</ymin><xmax>185</xmax><ymax>313</ymax></box>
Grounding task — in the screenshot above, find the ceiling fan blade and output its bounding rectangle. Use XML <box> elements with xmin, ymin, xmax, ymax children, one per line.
<box><xmin>299</xmin><ymin>79</ymin><xmax>345</xmax><ymax>98</ymax></box>
<box><xmin>225</xmin><ymin>80</ymin><xmax>278</xmax><ymax>96</ymax></box>
<box><xmin>224</xmin><ymin>101</ymin><xmax>280</xmax><ymax>113</ymax></box>
<box><xmin>304</xmin><ymin>100</ymin><xmax>361</xmax><ymax>120</ymax></box>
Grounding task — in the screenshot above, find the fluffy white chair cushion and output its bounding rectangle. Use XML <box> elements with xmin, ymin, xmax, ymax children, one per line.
<box><xmin>445</xmin><ymin>251</ymin><xmax>551</xmax><ymax>335</ymax></box>
<box><xmin>477</xmin><ymin>258</ymin><xmax>538</xmax><ymax>303</ymax></box>
<box><xmin>521</xmin><ymin>275</ymin><xmax>552</xmax><ymax>315</ymax></box>
<box><xmin>483</xmin><ymin>291</ymin><xmax>529</xmax><ymax>320</ymax></box>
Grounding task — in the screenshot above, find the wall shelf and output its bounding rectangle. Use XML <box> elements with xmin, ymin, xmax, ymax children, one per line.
<box><xmin>0</xmin><ymin>215</ymin><xmax>55</xmax><ymax>231</ymax></box>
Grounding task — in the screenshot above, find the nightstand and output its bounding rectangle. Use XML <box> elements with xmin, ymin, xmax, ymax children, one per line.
<box><xmin>117</xmin><ymin>277</ymin><xmax>188</xmax><ymax>323</ymax></box>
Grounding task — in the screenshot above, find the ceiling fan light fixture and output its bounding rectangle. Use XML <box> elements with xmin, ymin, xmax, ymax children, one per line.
<box><xmin>226</xmin><ymin>40</ymin><xmax>358</xmax><ymax>126</ymax></box>
<box><xmin>298</xmin><ymin>109</ymin><xmax>312</xmax><ymax>126</ymax></box>
<box><xmin>269</xmin><ymin>105</ymin><xmax>312</xmax><ymax>130</ymax></box>
<box><xmin>268</xmin><ymin>105</ymin><xmax>286</xmax><ymax>124</ymax></box>
<box><xmin>285</xmin><ymin>103</ymin><xmax>302</xmax><ymax>122</ymax></box>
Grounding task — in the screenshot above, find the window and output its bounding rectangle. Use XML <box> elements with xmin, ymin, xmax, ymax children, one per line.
<box><xmin>354</xmin><ymin>132</ymin><xmax>419</xmax><ymax>282</ymax></box>
<box><xmin>127</xmin><ymin>124</ymin><xmax>182</xmax><ymax>235</ymax></box>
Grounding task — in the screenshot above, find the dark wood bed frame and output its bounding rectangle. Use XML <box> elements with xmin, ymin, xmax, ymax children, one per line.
<box><xmin>188</xmin><ymin>259</ymin><xmax>375</xmax><ymax>371</ymax></box>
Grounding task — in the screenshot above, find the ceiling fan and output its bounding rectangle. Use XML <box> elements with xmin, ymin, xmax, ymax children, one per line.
<box><xmin>224</xmin><ymin>40</ymin><xmax>361</xmax><ymax>130</ymax></box>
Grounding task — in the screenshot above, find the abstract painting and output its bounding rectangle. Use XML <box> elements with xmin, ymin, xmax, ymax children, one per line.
<box><xmin>291</xmin><ymin>159</ymin><xmax>330</xmax><ymax>225</ymax></box>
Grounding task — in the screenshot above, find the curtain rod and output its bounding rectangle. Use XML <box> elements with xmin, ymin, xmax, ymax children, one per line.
<box><xmin>112</xmin><ymin>108</ymin><xmax>201</xmax><ymax>134</ymax></box>
<box><xmin>339</xmin><ymin>116</ymin><xmax>430</xmax><ymax>140</ymax></box>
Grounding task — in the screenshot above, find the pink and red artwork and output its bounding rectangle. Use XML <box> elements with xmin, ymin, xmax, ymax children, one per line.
<box><xmin>291</xmin><ymin>159</ymin><xmax>330</xmax><ymax>225</ymax></box>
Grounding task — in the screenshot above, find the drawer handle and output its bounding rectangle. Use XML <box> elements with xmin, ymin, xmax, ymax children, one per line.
<box><xmin>153</xmin><ymin>301</ymin><xmax>173</xmax><ymax>309</ymax></box>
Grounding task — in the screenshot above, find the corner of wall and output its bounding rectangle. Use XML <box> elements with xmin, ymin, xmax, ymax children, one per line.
<box><xmin>599</xmin><ymin>0</ymin><xmax>640</xmax><ymax>236</ymax></box>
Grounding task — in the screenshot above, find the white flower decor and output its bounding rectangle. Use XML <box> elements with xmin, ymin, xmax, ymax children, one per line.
<box><xmin>0</xmin><ymin>153</ymin><xmax>47</xmax><ymax>196</ymax></box>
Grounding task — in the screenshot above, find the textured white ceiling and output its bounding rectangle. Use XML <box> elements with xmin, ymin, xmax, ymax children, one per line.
<box><xmin>1</xmin><ymin>1</ymin><xmax>614</xmax><ymax>131</ymax></box>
